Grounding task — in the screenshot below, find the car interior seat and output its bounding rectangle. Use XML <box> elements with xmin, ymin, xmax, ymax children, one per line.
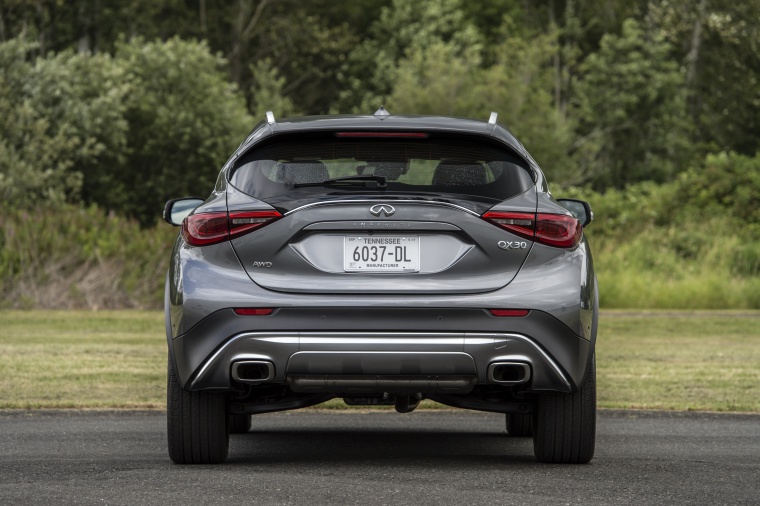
<box><xmin>432</xmin><ymin>160</ymin><xmax>488</xmax><ymax>186</ymax></box>
<box><xmin>276</xmin><ymin>160</ymin><xmax>330</xmax><ymax>185</ymax></box>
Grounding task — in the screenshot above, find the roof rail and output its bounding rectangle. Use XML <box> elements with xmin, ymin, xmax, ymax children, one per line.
<box><xmin>488</xmin><ymin>112</ymin><xmax>498</xmax><ymax>125</ymax></box>
<box><xmin>265</xmin><ymin>111</ymin><xmax>275</xmax><ymax>125</ymax></box>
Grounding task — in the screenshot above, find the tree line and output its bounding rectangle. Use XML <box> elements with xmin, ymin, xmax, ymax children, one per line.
<box><xmin>1</xmin><ymin>0</ymin><xmax>759</xmax><ymax>225</ymax></box>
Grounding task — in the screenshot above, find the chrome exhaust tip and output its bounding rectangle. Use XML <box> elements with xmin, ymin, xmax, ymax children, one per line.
<box><xmin>487</xmin><ymin>362</ymin><xmax>531</xmax><ymax>385</ymax></box>
<box><xmin>231</xmin><ymin>361</ymin><xmax>275</xmax><ymax>385</ymax></box>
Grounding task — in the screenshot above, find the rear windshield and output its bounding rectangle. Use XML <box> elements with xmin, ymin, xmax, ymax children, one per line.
<box><xmin>229</xmin><ymin>135</ymin><xmax>534</xmax><ymax>206</ymax></box>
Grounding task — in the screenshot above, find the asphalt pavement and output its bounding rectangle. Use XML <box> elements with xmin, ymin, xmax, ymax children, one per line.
<box><xmin>0</xmin><ymin>409</ymin><xmax>758</xmax><ymax>505</ymax></box>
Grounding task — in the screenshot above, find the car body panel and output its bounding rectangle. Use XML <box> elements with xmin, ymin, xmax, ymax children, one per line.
<box><xmin>168</xmin><ymin>234</ymin><xmax>594</xmax><ymax>340</ymax></box>
<box><xmin>170</xmin><ymin>308</ymin><xmax>590</xmax><ymax>393</ymax></box>
<box><xmin>165</xmin><ymin>112</ymin><xmax>597</xmax><ymax>419</ymax></box>
<box><xmin>230</xmin><ymin>194</ymin><xmax>536</xmax><ymax>294</ymax></box>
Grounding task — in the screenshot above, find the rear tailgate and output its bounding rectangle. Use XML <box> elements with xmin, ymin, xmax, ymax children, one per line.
<box><xmin>230</xmin><ymin>194</ymin><xmax>536</xmax><ymax>294</ymax></box>
<box><xmin>227</xmin><ymin>131</ymin><xmax>537</xmax><ymax>293</ymax></box>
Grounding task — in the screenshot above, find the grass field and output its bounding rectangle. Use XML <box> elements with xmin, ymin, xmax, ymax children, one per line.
<box><xmin>0</xmin><ymin>310</ymin><xmax>758</xmax><ymax>411</ymax></box>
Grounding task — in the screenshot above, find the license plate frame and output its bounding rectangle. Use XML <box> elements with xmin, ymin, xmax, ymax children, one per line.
<box><xmin>343</xmin><ymin>236</ymin><xmax>420</xmax><ymax>272</ymax></box>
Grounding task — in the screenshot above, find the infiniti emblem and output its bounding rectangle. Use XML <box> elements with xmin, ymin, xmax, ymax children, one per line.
<box><xmin>369</xmin><ymin>204</ymin><xmax>396</xmax><ymax>217</ymax></box>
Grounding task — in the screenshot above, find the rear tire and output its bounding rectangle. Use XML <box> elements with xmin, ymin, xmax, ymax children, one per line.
<box><xmin>229</xmin><ymin>414</ymin><xmax>252</xmax><ymax>434</ymax></box>
<box><xmin>532</xmin><ymin>354</ymin><xmax>596</xmax><ymax>464</ymax></box>
<box><xmin>506</xmin><ymin>413</ymin><xmax>533</xmax><ymax>437</ymax></box>
<box><xmin>167</xmin><ymin>356</ymin><xmax>229</xmax><ymax>464</ymax></box>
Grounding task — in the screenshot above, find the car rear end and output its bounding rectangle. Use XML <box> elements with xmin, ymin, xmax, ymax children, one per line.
<box><xmin>165</xmin><ymin>114</ymin><xmax>598</xmax><ymax>464</ymax></box>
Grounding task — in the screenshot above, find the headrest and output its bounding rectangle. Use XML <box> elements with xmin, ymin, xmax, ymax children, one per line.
<box><xmin>277</xmin><ymin>160</ymin><xmax>329</xmax><ymax>184</ymax></box>
<box><xmin>432</xmin><ymin>160</ymin><xmax>488</xmax><ymax>186</ymax></box>
<box><xmin>370</xmin><ymin>161</ymin><xmax>407</xmax><ymax>180</ymax></box>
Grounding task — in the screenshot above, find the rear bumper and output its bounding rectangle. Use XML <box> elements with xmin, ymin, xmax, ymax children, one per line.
<box><xmin>171</xmin><ymin>308</ymin><xmax>592</xmax><ymax>394</ymax></box>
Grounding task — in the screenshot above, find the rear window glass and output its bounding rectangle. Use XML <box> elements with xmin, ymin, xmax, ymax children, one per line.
<box><xmin>229</xmin><ymin>135</ymin><xmax>534</xmax><ymax>204</ymax></box>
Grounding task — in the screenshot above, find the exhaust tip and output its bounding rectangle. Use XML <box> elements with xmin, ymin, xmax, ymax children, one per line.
<box><xmin>487</xmin><ymin>362</ymin><xmax>531</xmax><ymax>385</ymax></box>
<box><xmin>231</xmin><ymin>361</ymin><xmax>274</xmax><ymax>385</ymax></box>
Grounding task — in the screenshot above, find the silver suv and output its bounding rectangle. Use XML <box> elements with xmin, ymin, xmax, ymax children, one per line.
<box><xmin>163</xmin><ymin>110</ymin><xmax>598</xmax><ymax>464</ymax></box>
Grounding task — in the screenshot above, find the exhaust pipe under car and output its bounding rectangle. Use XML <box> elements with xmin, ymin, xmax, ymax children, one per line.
<box><xmin>394</xmin><ymin>394</ymin><xmax>422</xmax><ymax>414</ymax></box>
<box><xmin>487</xmin><ymin>362</ymin><xmax>531</xmax><ymax>385</ymax></box>
<box><xmin>231</xmin><ymin>361</ymin><xmax>275</xmax><ymax>385</ymax></box>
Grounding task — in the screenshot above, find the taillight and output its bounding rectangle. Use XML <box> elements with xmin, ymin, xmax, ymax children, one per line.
<box><xmin>482</xmin><ymin>211</ymin><xmax>581</xmax><ymax>248</ymax></box>
<box><xmin>182</xmin><ymin>210</ymin><xmax>282</xmax><ymax>246</ymax></box>
<box><xmin>229</xmin><ymin>211</ymin><xmax>282</xmax><ymax>240</ymax></box>
<box><xmin>182</xmin><ymin>212</ymin><xmax>229</xmax><ymax>246</ymax></box>
<box><xmin>481</xmin><ymin>212</ymin><xmax>535</xmax><ymax>242</ymax></box>
<box><xmin>535</xmin><ymin>213</ymin><xmax>582</xmax><ymax>248</ymax></box>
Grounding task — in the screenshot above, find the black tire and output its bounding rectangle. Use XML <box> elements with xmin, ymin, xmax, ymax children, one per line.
<box><xmin>506</xmin><ymin>413</ymin><xmax>533</xmax><ymax>437</ymax></box>
<box><xmin>229</xmin><ymin>414</ymin><xmax>252</xmax><ymax>434</ymax></box>
<box><xmin>167</xmin><ymin>356</ymin><xmax>229</xmax><ymax>464</ymax></box>
<box><xmin>532</xmin><ymin>354</ymin><xmax>596</xmax><ymax>464</ymax></box>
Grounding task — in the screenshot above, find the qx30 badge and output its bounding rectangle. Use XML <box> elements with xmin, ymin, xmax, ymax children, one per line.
<box><xmin>498</xmin><ymin>240</ymin><xmax>528</xmax><ymax>250</ymax></box>
<box><xmin>369</xmin><ymin>204</ymin><xmax>395</xmax><ymax>217</ymax></box>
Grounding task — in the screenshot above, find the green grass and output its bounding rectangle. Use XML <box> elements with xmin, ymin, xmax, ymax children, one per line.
<box><xmin>597</xmin><ymin>311</ymin><xmax>760</xmax><ymax>411</ymax></box>
<box><xmin>1</xmin><ymin>310</ymin><xmax>758</xmax><ymax>411</ymax></box>
<box><xmin>592</xmin><ymin>228</ymin><xmax>760</xmax><ymax>309</ymax></box>
<box><xmin>0</xmin><ymin>311</ymin><xmax>166</xmax><ymax>408</ymax></box>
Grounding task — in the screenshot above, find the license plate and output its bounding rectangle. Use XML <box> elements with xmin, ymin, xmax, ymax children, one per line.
<box><xmin>344</xmin><ymin>236</ymin><xmax>420</xmax><ymax>272</ymax></box>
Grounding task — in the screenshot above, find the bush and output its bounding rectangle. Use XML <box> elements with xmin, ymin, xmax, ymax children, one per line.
<box><xmin>567</xmin><ymin>152</ymin><xmax>760</xmax><ymax>308</ymax></box>
<box><xmin>0</xmin><ymin>37</ymin><xmax>253</xmax><ymax>227</ymax></box>
<box><xmin>113</xmin><ymin>37</ymin><xmax>253</xmax><ymax>226</ymax></box>
<box><xmin>666</xmin><ymin>152</ymin><xmax>760</xmax><ymax>230</ymax></box>
<box><xmin>0</xmin><ymin>40</ymin><xmax>128</xmax><ymax>206</ymax></box>
<box><xmin>0</xmin><ymin>204</ymin><xmax>176</xmax><ymax>309</ymax></box>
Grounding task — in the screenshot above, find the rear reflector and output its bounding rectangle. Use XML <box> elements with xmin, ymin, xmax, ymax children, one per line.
<box><xmin>182</xmin><ymin>210</ymin><xmax>282</xmax><ymax>246</ymax></box>
<box><xmin>482</xmin><ymin>211</ymin><xmax>581</xmax><ymax>248</ymax></box>
<box><xmin>488</xmin><ymin>309</ymin><xmax>530</xmax><ymax>317</ymax></box>
<box><xmin>335</xmin><ymin>132</ymin><xmax>429</xmax><ymax>138</ymax></box>
<box><xmin>233</xmin><ymin>308</ymin><xmax>274</xmax><ymax>316</ymax></box>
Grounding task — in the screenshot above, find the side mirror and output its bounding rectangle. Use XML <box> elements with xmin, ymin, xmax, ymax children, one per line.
<box><xmin>163</xmin><ymin>197</ymin><xmax>205</xmax><ymax>226</ymax></box>
<box><xmin>557</xmin><ymin>198</ymin><xmax>593</xmax><ymax>227</ymax></box>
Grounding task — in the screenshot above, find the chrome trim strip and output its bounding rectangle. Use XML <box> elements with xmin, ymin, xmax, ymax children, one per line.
<box><xmin>189</xmin><ymin>333</ymin><xmax>297</xmax><ymax>388</ymax></box>
<box><xmin>190</xmin><ymin>331</ymin><xmax>572</xmax><ymax>390</ymax></box>
<box><xmin>302</xmin><ymin>220</ymin><xmax>462</xmax><ymax>231</ymax></box>
<box><xmin>474</xmin><ymin>333</ymin><xmax>571</xmax><ymax>390</ymax></box>
<box><xmin>284</xmin><ymin>200</ymin><xmax>480</xmax><ymax>217</ymax></box>
<box><xmin>300</xmin><ymin>337</ymin><xmax>463</xmax><ymax>346</ymax></box>
<box><xmin>290</xmin><ymin>351</ymin><xmax>467</xmax><ymax>356</ymax></box>
<box><xmin>299</xmin><ymin>332</ymin><xmax>462</xmax><ymax>340</ymax></box>
<box><xmin>256</xmin><ymin>336</ymin><xmax>299</xmax><ymax>344</ymax></box>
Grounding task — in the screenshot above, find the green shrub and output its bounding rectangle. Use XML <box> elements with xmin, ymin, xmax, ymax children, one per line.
<box><xmin>0</xmin><ymin>40</ymin><xmax>127</xmax><ymax>206</ymax></box>
<box><xmin>559</xmin><ymin>151</ymin><xmax>760</xmax><ymax>309</ymax></box>
<box><xmin>112</xmin><ymin>37</ymin><xmax>253</xmax><ymax>226</ymax></box>
<box><xmin>0</xmin><ymin>204</ymin><xmax>176</xmax><ymax>309</ymax></box>
<box><xmin>732</xmin><ymin>243</ymin><xmax>760</xmax><ymax>277</ymax></box>
<box><xmin>0</xmin><ymin>37</ymin><xmax>253</xmax><ymax>227</ymax></box>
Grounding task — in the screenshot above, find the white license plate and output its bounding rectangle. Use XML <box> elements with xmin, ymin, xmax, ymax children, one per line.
<box><xmin>344</xmin><ymin>236</ymin><xmax>420</xmax><ymax>272</ymax></box>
